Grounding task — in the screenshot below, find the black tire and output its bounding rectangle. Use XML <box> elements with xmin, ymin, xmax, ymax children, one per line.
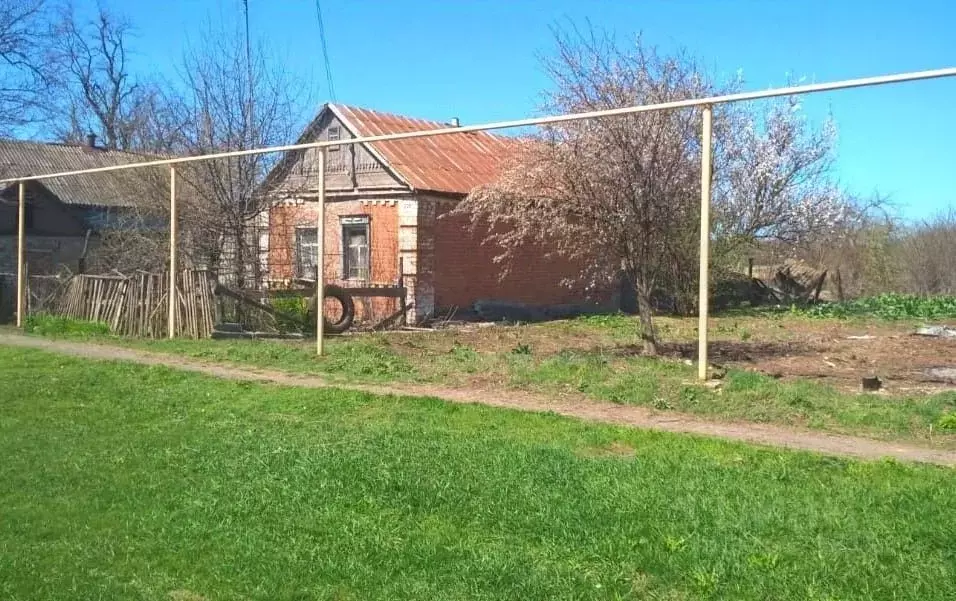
<box><xmin>320</xmin><ymin>284</ymin><xmax>355</xmax><ymax>334</ymax></box>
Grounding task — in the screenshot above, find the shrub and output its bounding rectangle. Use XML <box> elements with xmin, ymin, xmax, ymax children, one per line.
<box><xmin>271</xmin><ymin>297</ymin><xmax>310</xmax><ymax>332</ymax></box>
<box><xmin>937</xmin><ymin>413</ymin><xmax>956</xmax><ymax>432</ymax></box>
<box><xmin>796</xmin><ymin>293</ymin><xmax>956</xmax><ymax>320</ymax></box>
<box><xmin>511</xmin><ymin>343</ymin><xmax>533</xmax><ymax>356</ymax></box>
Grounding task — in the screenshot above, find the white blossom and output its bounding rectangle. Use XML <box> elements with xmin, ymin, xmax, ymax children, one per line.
<box><xmin>456</xmin><ymin>29</ymin><xmax>845</xmax><ymax>352</ymax></box>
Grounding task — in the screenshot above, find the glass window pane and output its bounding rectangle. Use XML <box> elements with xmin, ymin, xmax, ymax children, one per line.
<box><xmin>296</xmin><ymin>229</ymin><xmax>318</xmax><ymax>277</ymax></box>
<box><xmin>341</xmin><ymin>222</ymin><xmax>369</xmax><ymax>280</ymax></box>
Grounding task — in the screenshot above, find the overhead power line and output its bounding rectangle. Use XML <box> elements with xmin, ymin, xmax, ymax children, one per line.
<box><xmin>242</xmin><ymin>0</ymin><xmax>255</xmax><ymax>130</ymax></box>
<box><xmin>3</xmin><ymin>67</ymin><xmax>955</xmax><ymax>184</ymax></box>
<box><xmin>314</xmin><ymin>0</ymin><xmax>337</xmax><ymax>101</ymax></box>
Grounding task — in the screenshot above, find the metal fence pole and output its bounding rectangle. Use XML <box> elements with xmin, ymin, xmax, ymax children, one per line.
<box><xmin>168</xmin><ymin>165</ymin><xmax>177</xmax><ymax>339</ymax></box>
<box><xmin>15</xmin><ymin>181</ymin><xmax>26</xmax><ymax>327</ymax></box>
<box><xmin>698</xmin><ymin>105</ymin><xmax>713</xmax><ymax>381</ymax></box>
<box><xmin>316</xmin><ymin>149</ymin><xmax>326</xmax><ymax>355</ymax></box>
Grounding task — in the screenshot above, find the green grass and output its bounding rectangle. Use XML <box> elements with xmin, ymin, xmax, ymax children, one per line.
<box><xmin>125</xmin><ymin>335</ymin><xmax>417</xmax><ymax>384</ymax></box>
<box><xmin>16</xmin><ymin>317</ymin><xmax>414</xmax><ymax>383</ymax></box>
<box><xmin>2</xmin><ymin>346</ymin><xmax>955</xmax><ymax>600</ymax></box>
<box><xmin>507</xmin><ymin>350</ymin><xmax>956</xmax><ymax>441</ymax></box>
<box><xmin>23</xmin><ymin>313</ymin><xmax>111</xmax><ymax>337</ymax></box>
<box><xmin>794</xmin><ymin>294</ymin><xmax>956</xmax><ymax>320</ymax></box>
<box><xmin>15</xmin><ymin>316</ymin><xmax>956</xmax><ymax>445</ymax></box>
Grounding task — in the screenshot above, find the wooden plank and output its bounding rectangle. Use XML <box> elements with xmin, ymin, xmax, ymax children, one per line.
<box><xmin>180</xmin><ymin>271</ymin><xmax>188</xmax><ymax>338</ymax></box>
<box><xmin>214</xmin><ymin>284</ymin><xmax>306</xmax><ymax>328</ymax></box>
<box><xmin>180</xmin><ymin>271</ymin><xmax>187</xmax><ymax>338</ymax></box>
<box><xmin>188</xmin><ymin>272</ymin><xmax>198</xmax><ymax>338</ymax></box>
<box><xmin>101</xmin><ymin>280</ymin><xmax>112</xmax><ymax>323</ymax></box>
<box><xmin>265</xmin><ymin>286</ymin><xmax>407</xmax><ymax>299</ymax></box>
<box><xmin>144</xmin><ymin>274</ymin><xmax>153</xmax><ymax>337</ymax></box>
<box><xmin>111</xmin><ymin>279</ymin><xmax>129</xmax><ymax>331</ymax></box>
<box><xmin>200</xmin><ymin>272</ymin><xmax>213</xmax><ymax>338</ymax></box>
<box><xmin>127</xmin><ymin>276</ymin><xmax>139</xmax><ymax>335</ymax></box>
<box><xmin>341</xmin><ymin>286</ymin><xmax>407</xmax><ymax>298</ymax></box>
<box><xmin>91</xmin><ymin>278</ymin><xmax>101</xmax><ymax>322</ymax></box>
<box><xmin>142</xmin><ymin>274</ymin><xmax>149</xmax><ymax>335</ymax></box>
<box><xmin>371</xmin><ymin>306</ymin><xmax>408</xmax><ymax>331</ymax></box>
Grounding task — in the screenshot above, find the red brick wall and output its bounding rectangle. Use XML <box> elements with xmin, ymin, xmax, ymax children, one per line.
<box><xmin>268</xmin><ymin>200</ymin><xmax>400</xmax><ymax>320</ymax></box>
<box><xmin>269</xmin><ymin>198</ymin><xmax>614</xmax><ymax>322</ymax></box>
<box><xmin>430</xmin><ymin>203</ymin><xmax>612</xmax><ymax>310</ymax></box>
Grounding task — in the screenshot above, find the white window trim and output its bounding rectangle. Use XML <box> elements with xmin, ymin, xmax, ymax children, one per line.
<box><xmin>328</xmin><ymin>125</ymin><xmax>341</xmax><ymax>152</ymax></box>
<box><xmin>294</xmin><ymin>226</ymin><xmax>320</xmax><ymax>278</ymax></box>
<box><xmin>340</xmin><ymin>215</ymin><xmax>370</xmax><ymax>281</ymax></box>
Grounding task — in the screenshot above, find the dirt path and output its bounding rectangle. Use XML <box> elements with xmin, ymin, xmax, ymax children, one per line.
<box><xmin>3</xmin><ymin>333</ymin><xmax>955</xmax><ymax>467</ymax></box>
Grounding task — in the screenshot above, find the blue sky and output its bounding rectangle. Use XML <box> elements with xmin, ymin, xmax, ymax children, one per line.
<box><xmin>95</xmin><ymin>0</ymin><xmax>954</xmax><ymax>219</ymax></box>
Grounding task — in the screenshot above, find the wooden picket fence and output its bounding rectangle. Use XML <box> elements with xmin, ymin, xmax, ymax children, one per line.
<box><xmin>57</xmin><ymin>270</ymin><xmax>216</xmax><ymax>338</ymax></box>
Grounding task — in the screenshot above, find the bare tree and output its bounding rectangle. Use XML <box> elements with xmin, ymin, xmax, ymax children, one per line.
<box><xmin>899</xmin><ymin>208</ymin><xmax>956</xmax><ymax>295</ymax></box>
<box><xmin>37</xmin><ymin>9</ymin><xmax>303</xmax><ymax>287</ymax></box>
<box><xmin>171</xmin><ymin>23</ymin><xmax>306</xmax><ymax>288</ymax></box>
<box><xmin>458</xmin><ymin>28</ymin><xmax>845</xmax><ymax>353</ymax></box>
<box><xmin>0</xmin><ymin>0</ymin><xmax>50</xmax><ymax>134</ymax></box>
<box><xmin>789</xmin><ymin>193</ymin><xmax>898</xmax><ymax>299</ymax></box>
<box><xmin>49</xmin><ymin>4</ymin><xmax>161</xmax><ymax>150</ymax></box>
<box><xmin>754</xmin><ymin>198</ymin><xmax>956</xmax><ymax>300</ymax></box>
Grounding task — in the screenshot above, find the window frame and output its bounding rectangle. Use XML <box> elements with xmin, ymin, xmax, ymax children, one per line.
<box><xmin>257</xmin><ymin>226</ymin><xmax>270</xmax><ymax>278</ymax></box>
<box><xmin>340</xmin><ymin>215</ymin><xmax>370</xmax><ymax>281</ymax></box>
<box><xmin>328</xmin><ymin>125</ymin><xmax>341</xmax><ymax>152</ymax></box>
<box><xmin>294</xmin><ymin>226</ymin><xmax>320</xmax><ymax>278</ymax></box>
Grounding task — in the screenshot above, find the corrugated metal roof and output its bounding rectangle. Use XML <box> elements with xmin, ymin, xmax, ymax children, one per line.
<box><xmin>331</xmin><ymin>104</ymin><xmax>520</xmax><ymax>195</ymax></box>
<box><xmin>0</xmin><ymin>140</ymin><xmax>155</xmax><ymax>207</ymax></box>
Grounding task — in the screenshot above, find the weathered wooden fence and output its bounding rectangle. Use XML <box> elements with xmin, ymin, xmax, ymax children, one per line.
<box><xmin>57</xmin><ymin>270</ymin><xmax>216</xmax><ymax>338</ymax></box>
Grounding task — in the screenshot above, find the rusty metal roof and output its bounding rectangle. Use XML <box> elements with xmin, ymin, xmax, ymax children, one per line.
<box><xmin>0</xmin><ymin>140</ymin><xmax>154</xmax><ymax>207</ymax></box>
<box><xmin>331</xmin><ymin>104</ymin><xmax>519</xmax><ymax>195</ymax></box>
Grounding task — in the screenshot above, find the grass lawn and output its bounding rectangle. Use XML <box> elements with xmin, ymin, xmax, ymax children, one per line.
<box><xmin>1</xmin><ymin>345</ymin><xmax>955</xmax><ymax>600</ymax></box>
<box><xmin>14</xmin><ymin>312</ymin><xmax>956</xmax><ymax>447</ymax></box>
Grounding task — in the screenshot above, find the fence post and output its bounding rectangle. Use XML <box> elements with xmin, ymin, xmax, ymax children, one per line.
<box><xmin>168</xmin><ymin>165</ymin><xmax>177</xmax><ymax>338</ymax></box>
<box><xmin>698</xmin><ymin>105</ymin><xmax>713</xmax><ymax>381</ymax></box>
<box><xmin>15</xmin><ymin>181</ymin><xmax>26</xmax><ymax>328</ymax></box>
<box><xmin>316</xmin><ymin>148</ymin><xmax>326</xmax><ymax>355</ymax></box>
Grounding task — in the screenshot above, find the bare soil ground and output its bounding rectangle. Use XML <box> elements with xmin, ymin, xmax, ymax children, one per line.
<box><xmin>384</xmin><ymin>315</ymin><xmax>956</xmax><ymax>395</ymax></box>
<box><xmin>3</xmin><ymin>332</ymin><xmax>955</xmax><ymax>466</ymax></box>
<box><xmin>677</xmin><ymin>319</ymin><xmax>956</xmax><ymax>395</ymax></box>
<box><xmin>731</xmin><ymin>323</ymin><xmax>956</xmax><ymax>395</ymax></box>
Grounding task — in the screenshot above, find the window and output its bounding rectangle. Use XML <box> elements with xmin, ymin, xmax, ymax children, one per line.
<box><xmin>341</xmin><ymin>216</ymin><xmax>369</xmax><ymax>280</ymax></box>
<box><xmin>328</xmin><ymin>125</ymin><xmax>341</xmax><ymax>152</ymax></box>
<box><xmin>294</xmin><ymin>227</ymin><xmax>319</xmax><ymax>278</ymax></box>
<box><xmin>258</xmin><ymin>227</ymin><xmax>270</xmax><ymax>278</ymax></box>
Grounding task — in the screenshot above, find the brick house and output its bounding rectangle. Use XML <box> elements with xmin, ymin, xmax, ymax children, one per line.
<box><xmin>0</xmin><ymin>138</ymin><xmax>151</xmax><ymax>276</ymax></box>
<box><xmin>264</xmin><ymin>104</ymin><xmax>616</xmax><ymax>322</ymax></box>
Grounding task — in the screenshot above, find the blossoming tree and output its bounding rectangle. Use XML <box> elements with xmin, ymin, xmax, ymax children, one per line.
<box><xmin>457</xmin><ymin>28</ymin><xmax>848</xmax><ymax>353</ymax></box>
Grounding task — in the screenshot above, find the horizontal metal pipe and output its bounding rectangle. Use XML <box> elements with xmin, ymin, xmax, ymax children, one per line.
<box><xmin>2</xmin><ymin>66</ymin><xmax>955</xmax><ymax>185</ymax></box>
